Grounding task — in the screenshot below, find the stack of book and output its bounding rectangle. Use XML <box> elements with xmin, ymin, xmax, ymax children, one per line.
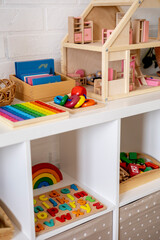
<box><xmin>15</xmin><ymin>59</ymin><xmax>61</xmax><ymax>86</ymax></box>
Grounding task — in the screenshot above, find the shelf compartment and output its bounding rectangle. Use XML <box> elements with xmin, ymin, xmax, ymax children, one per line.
<box><xmin>34</xmin><ymin>172</ymin><xmax>115</xmax><ymax>240</ymax></box>
<box><xmin>31</xmin><ymin>120</ymin><xmax>120</xmax><ymax>239</ymax></box>
<box><xmin>120</xmin><ymin>111</ymin><xmax>160</xmax><ymax>206</ymax></box>
<box><xmin>0</xmin><ymin>142</ymin><xmax>35</xmax><ymax>240</ymax></box>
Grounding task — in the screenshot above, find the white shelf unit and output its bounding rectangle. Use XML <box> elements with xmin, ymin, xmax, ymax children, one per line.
<box><xmin>0</xmin><ymin>91</ymin><xmax>160</xmax><ymax>240</ymax></box>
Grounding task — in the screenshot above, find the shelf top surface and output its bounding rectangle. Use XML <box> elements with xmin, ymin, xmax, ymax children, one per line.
<box><xmin>0</xmin><ymin>91</ymin><xmax>160</xmax><ymax>147</ymax></box>
<box><xmin>63</xmin><ymin>41</ymin><xmax>103</xmax><ymax>52</ymax></box>
<box><xmin>63</xmin><ymin>39</ymin><xmax>160</xmax><ymax>52</ymax></box>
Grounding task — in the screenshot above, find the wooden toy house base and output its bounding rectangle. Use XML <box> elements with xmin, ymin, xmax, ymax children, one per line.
<box><xmin>61</xmin><ymin>0</ymin><xmax>160</xmax><ymax>102</ymax></box>
<box><xmin>10</xmin><ymin>73</ymin><xmax>75</xmax><ymax>102</ymax></box>
<box><xmin>34</xmin><ymin>184</ymin><xmax>107</xmax><ymax>237</ymax></box>
<box><xmin>0</xmin><ymin>207</ymin><xmax>14</xmax><ymax>240</ymax></box>
<box><xmin>120</xmin><ymin>153</ymin><xmax>160</xmax><ymax>194</ymax></box>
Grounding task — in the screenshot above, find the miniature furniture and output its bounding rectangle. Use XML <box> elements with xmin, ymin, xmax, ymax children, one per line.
<box><xmin>68</xmin><ymin>17</ymin><xmax>93</xmax><ymax>44</ymax></box>
<box><xmin>132</xmin><ymin>19</ymin><xmax>149</xmax><ymax>44</ymax></box>
<box><xmin>62</xmin><ymin>0</ymin><xmax>160</xmax><ymax>102</ymax></box>
<box><xmin>102</xmin><ymin>29</ymin><xmax>113</xmax><ymax>44</ymax></box>
<box><xmin>94</xmin><ymin>79</ymin><xmax>102</xmax><ymax>94</ymax></box>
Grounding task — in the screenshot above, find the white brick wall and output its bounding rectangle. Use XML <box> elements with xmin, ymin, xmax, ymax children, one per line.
<box><xmin>0</xmin><ymin>8</ymin><xmax>44</xmax><ymax>31</ymax></box>
<box><xmin>0</xmin><ymin>0</ymin><xmax>158</xmax><ymax>79</ymax></box>
<box><xmin>0</xmin><ymin>0</ymin><xmax>89</xmax><ymax>79</ymax></box>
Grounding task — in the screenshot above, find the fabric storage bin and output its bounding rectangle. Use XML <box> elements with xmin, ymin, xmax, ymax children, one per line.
<box><xmin>48</xmin><ymin>212</ymin><xmax>113</xmax><ymax>240</ymax></box>
<box><xmin>120</xmin><ymin>191</ymin><xmax>160</xmax><ymax>240</ymax></box>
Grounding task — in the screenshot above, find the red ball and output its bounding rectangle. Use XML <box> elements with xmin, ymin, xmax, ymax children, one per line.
<box><xmin>71</xmin><ymin>86</ymin><xmax>87</xmax><ymax>97</ymax></box>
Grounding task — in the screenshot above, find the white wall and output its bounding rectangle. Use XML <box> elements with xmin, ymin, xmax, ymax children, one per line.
<box><xmin>0</xmin><ymin>1</ymin><xmax>159</xmax><ymax>79</ymax></box>
<box><xmin>0</xmin><ymin>0</ymin><xmax>90</xmax><ymax>79</ymax></box>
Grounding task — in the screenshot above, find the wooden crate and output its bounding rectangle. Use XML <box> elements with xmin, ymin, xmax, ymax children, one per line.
<box><xmin>120</xmin><ymin>153</ymin><xmax>160</xmax><ymax>194</ymax></box>
<box><xmin>9</xmin><ymin>72</ymin><xmax>75</xmax><ymax>102</ymax></box>
<box><xmin>0</xmin><ymin>207</ymin><xmax>14</xmax><ymax>240</ymax></box>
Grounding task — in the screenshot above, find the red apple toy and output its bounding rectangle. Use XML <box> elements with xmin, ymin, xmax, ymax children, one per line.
<box><xmin>71</xmin><ymin>86</ymin><xmax>87</xmax><ymax>98</ymax></box>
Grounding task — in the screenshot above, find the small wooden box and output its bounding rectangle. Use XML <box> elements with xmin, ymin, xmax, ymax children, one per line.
<box><xmin>120</xmin><ymin>153</ymin><xmax>160</xmax><ymax>194</ymax></box>
<box><xmin>10</xmin><ymin>72</ymin><xmax>75</xmax><ymax>102</ymax></box>
<box><xmin>0</xmin><ymin>207</ymin><xmax>14</xmax><ymax>240</ymax></box>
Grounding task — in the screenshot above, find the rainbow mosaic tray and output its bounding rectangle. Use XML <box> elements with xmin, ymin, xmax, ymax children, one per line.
<box><xmin>0</xmin><ymin>101</ymin><xmax>69</xmax><ymax>128</ymax></box>
<box><xmin>34</xmin><ymin>184</ymin><xmax>107</xmax><ymax>236</ymax></box>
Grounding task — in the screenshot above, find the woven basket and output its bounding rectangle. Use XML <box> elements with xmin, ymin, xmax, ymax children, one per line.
<box><xmin>0</xmin><ymin>207</ymin><xmax>14</xmax><ymax>240</ymax></box>
<box><xmin>0</xmin><ymin>79</ymin><xmax>16</xmax><ymax>107</ymax></box>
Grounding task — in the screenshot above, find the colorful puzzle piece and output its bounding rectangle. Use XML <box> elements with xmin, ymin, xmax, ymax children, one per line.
<box><xmin>34</xmin><ymin>184</ymin><xmax>107</xmax><ymax>236</ymax></box>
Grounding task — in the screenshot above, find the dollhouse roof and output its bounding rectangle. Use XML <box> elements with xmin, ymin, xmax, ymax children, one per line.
<box><xmin>80</xmin><ymin>0</ymin><xmax>160</xmax><ymax>49</ymax></box>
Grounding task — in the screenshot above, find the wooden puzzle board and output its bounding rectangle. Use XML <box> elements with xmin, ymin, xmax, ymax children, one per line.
<box><xmin>0</xmin><ymin>101</ymin><xmax>69</xmax><ymax>128</ymax></box>
<box><xmin>50</xmin><ymin>102</ymin><xmax>106</xmax><ymax>114</ymax></box>
<box><xmin>34</xmin><ymin>184</ymin><xmax>107</xmax><ymax>236</ymax></box>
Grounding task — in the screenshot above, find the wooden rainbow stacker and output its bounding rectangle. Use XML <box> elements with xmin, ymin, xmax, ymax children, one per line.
<box><xmin>0</xmin><ymin>101</ymin><xmax>69</xmax><ymax>128</ymax></box>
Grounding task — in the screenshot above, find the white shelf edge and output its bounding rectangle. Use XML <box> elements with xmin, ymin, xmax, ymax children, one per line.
<box><xmin>119</xmin><ymin>178</ymin><xmax>160</xmax><ymax>207</ymax></box>
<box><xmin>1</xmin><ymin>91</ymin><xmax>160</xmax><ymax>148</ymax></box>
<box><xmin>34</xmin><ymin>171</ymin><xmax>115</xmax><ymax>240</ymax></box>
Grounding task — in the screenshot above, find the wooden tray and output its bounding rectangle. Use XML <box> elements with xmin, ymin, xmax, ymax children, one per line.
<box><xmin>0</xmin><ymin>101</ymin><xmax>69</xmax><ymax>128</ymax></box>
<box><xmin>34</xmin><ymin>184</ymin><xmax>107</xmax><ymax>236</ymax></box>
<box><xmin>0</xmin><ymin>207</ymin><xmax>14</xmax><ymax>240</ymax></box>
<box><xmin>120</xmin><ymin>153</ymin><xmax>160</xmax><ymax>194</ymax></box>
<box><xmin>50</xmin><ymin>101</ymin><xmax>106</xmax><ymax>114</ymax></box>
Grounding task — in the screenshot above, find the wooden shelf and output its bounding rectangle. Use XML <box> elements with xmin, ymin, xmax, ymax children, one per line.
<box><xmin>109</xmin><ymin>38</ymin><xmax>160</xmax><ymax>52</ymax></box>
<box><xmin>63</xmin><ymin>41</ymin><xmax>103</xmax><ymax>52</ymax></box>
<box><xmin>63</xmin><ymin>38</ymin><xmax>160</xmax><ymax>53</ymax></box>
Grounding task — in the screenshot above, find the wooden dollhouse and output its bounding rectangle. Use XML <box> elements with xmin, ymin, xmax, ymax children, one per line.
<box><xmin>61</xmin><ymin>0</ymin><xmax>160</xmax><ymax>101</ymax></box>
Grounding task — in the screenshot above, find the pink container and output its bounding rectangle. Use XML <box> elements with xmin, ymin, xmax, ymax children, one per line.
<box><xmin>145</xmin><ymin>77</ymin><xmax>160</xmax><ymax>86</ymax></box>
